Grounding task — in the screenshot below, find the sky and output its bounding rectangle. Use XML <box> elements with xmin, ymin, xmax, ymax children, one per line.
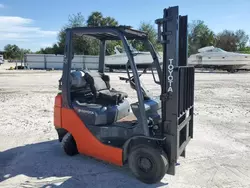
<box><xmin>0</xmin><ymin>0</ymin><xmax>249</xmax><ymax>52</ymax></box>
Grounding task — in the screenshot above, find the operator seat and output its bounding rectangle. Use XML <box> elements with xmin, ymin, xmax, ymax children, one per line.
<box><xmin>72</xmin><ymin>71</ymin><xmax>131</xmax><ymax>126</ymax></box>
<box><xmin>84</xmin><ymin>71</ymin><xmax>128</xmax><ymax>105</ymax></box>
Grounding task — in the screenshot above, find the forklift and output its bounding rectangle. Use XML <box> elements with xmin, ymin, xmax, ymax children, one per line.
<box><xmin>54</xmin><ymin>6</ymin><xmax>195</xmax><ymax>184</ymax></box>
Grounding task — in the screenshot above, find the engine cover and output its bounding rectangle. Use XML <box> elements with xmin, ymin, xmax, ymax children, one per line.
<box><xmin>72</xmin><ymin>99</ymin><xmax>130</xmax><ymax>126</ymax></box>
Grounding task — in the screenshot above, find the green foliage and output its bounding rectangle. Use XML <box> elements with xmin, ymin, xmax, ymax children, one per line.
<box><xmin>216</xmin><ymin>30</ymin><xmax>238</xmax><ymax>51</ymax></box>
<box><xmin>235</xmin><ymin>29</ymin><xmax>249</xmax><ymax>49</ymax></box>
<box><xmin>3</xmin><ymin>13</ymin><xmax>250</xmax><ymax>57</ymax></box>
<box><xmin>4</xmin><ymin>44</ymin><xmax>31</xmax><ymax>60</ymax></box>
<box><xmin>35</xmin><ymin>12</ymin><xmax>162</xmax><ymax>55</ymax></box>
<box><xmin>101</xmin><ymin>16</ymin><xmax>118</xmax><ymax>27</ymax></box>
<box><xmin>188</xmin><ymin>20</ymin><xmax>216</xmax><ymax>55</ymax></box>
<box><xmin>188</xmin><ymin>20</ymin><xmax>250</xmax><ymax>54</ymax></box>
<box><xmin>106</xmin><ymin>41</ymin><xmax>122</xmax><ymax>55</ymax></box>
<box><xmin>36</xmin><ymin>45</ymin><xmax>58</xmax><ymax>54</ymax></box>
<box><xmin>86</xmin><ymin>12</ymin><xmax>103</xmax><ymax>26</ymax></box>
<box><xmin>57</xmin><ymin>12</ymin><xmax>88</xmax><ymax>55</ymax></box>
<box><xmin>238</xmin><ymin>46</ymin><xmax>250</xmax><ymax>54</ymax></box>
<box><xmin>216</xmin><ymin>29</ymin><xmax>249</xmax><ymax>51</ymax></box>
<box><xmin>51</xmin><ymin>11</ymin><xmax>120</xmax><ymax>55</ymax></box>
<box><xmin>131</xmin><ymin>21</ymin><xmax>162</xmax><ymax>52</ymax></box>
<box><xmin>19</xmin><ymin>48</ymin><xmax>32</xmax><ymax>59</ymax></box>
<box><xmin>86</xmin><ymin>11</ymin><xmax>119</xmax><ymax>55</ymax></box>
<box><xmin>4</xmin><ymin>44</ymin><xmax>19</xmax><ymax>59</ymax></box>
<box><xmin>87</xmin><ymin>12</ymin><xmax>118</xmax><ymax>27</ymax></box>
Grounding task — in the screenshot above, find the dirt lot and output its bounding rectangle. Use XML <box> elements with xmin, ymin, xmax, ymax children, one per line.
<box><xmin>0</xmin><ymin>62</ymin><xmax>250</xmax><ymax>188</ymax></box>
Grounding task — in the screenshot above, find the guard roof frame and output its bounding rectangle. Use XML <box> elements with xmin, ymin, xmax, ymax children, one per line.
<box><xmin>66</xmin><ymin>25</ymin><xmax>148</xmax><ymax>40</ymax></box>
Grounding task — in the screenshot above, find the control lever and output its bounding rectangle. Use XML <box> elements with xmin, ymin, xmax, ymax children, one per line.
<box><xmin>119</xmin><ymin>72</ymin><xmax>143</xmax><ymax>83</ymax></box>
<box><xmin>119</xmin><ymin>76</ymin><xmax>130</xmax><ymax>82</ymax></box>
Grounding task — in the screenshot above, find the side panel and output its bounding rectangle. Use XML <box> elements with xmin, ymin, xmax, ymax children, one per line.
<box><xmin>61</xmin><ymin>108</ymin><xmax>123</xmax><ymax>166</ymax></box>
<box><xmin>54</xmin><ymin>107</ymin><xmax>62</xmax><ymax>128</ymax></box>
<box><xmin>54</xmin><ymin>94</ymin><xmax>62</xmax><ymax>128</ymax></box>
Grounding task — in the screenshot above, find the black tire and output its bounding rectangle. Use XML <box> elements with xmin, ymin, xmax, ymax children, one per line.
<box><xmin>61</xmin><ymin>132</ymin><xmax>78</xmax><ymax>156</ymax></box>
<box><xmin>128</xmin><ymin>144</ymin><xmax>169</xmax><ymax>184</ymax></box>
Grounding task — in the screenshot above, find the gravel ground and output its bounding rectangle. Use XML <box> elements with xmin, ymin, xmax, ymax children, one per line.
<box><xmin>0</xmin><ymin>62</ymin><xmax>250</xmax><ymax>188</ymax></box>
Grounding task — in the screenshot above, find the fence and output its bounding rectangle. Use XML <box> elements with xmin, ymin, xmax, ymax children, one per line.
<box><xmin>24</xmin><ymin>54</ymin><xmax>99</xmax><ymax>70</ymax></box>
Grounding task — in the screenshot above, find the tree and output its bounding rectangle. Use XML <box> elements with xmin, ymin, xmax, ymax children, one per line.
<box><xmin>101</xmin><ymin>16</ymin><xmax>118</xmax><ymax>26</ymax></box>
<box><xmin>86</xmin><ymin>11</ymin><xmax>119</xmax><ymax>55</ymax></box>
<box><xmin>87</xmin><ymin>11</ymin><xmax>103</xmax><ymax>27</ymax></box>
<box><xmin>216</xmin><ymin>30</ymin><xmax>238</xmax><ymax>51</ymax></box>
<box><xmin>56</xmin><ymin>12</ymin><xmax>120</xmax><ymax>55</ymax></box>
<box><xmin>19</xmin><ymin>48</ymin><xmax>32</xmax><ymax>59</ymax></box>
<box><xmin>215</xmin><ymin>29</ymin><xmax>249</xmax><ymax>51</ymax></box>
<box><xmin>235</xmin><ymin>29</ymin><xmax>249</xmax><ymax>50</ymax></box>
<box><xmin>36</xmin><ymin>46</ymin><xmax>56</xmax><ymax>54</ymax></box>
<box><xmin>57</xmin><ymin>12</ymin><xmax>87</xmax><ymax>55</ymax></box>
<box><xmin>87</xmin><ymin>12</ymin><xmax>118</xmax><ymax>27</ymax></box>
<box><xmin>131</xmin><ymin>21</ymin><xmax>162</xmax><ymax>52</ymax></box>
<box><xmin>3</xmin><ymin>44</ymin><xmax>31</xmax><ymax>60</ymax></box>
<box><xmin>188</xmin><ymin>20</ymin><xmax>216</xmax><ymax>55</ymax></box>
<box><xmin>51</xmin><ymin>44</ymin><xmax>61</xmax><ymax>55</ymax></box>
<box><xmin>210</xmin><ymin>29</ymin><xmax>249</xmax><ymax>52</ymax></box>
<box><xmin>4</xmin><ymin>44</ymin><xmax>13</xmax><ymax>59</ymax></box>
<box><xmin>238</xmin><ymin>46</ymin><xmax>250</xmax><ymax>54</ymax></box>
<box><xmin>4</xmin><ymin>44</ymin><xmax>20</xmax><ymax>60</ymax></box>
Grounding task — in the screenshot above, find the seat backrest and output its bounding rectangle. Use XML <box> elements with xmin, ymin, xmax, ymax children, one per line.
<box><xmin>70</xmin><ymin>71</ymin><xmax>87</xmax><ymax>88</ymax></box>
<box><xmin>84</xmin><ymin>71</ymin><xmax>109</xmax><ymax>97</ymax></box>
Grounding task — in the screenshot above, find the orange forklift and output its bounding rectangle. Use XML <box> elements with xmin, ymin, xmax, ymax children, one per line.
<box><xmin>54</xmin><ymin>6</ymin><xmax>195</xmax><ymax>184</ymax></box>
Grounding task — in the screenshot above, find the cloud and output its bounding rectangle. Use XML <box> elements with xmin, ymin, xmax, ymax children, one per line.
<box><xmin>0</xmin><ymin>16</ymin><xmax>32</xmax><ymax>25</ymax></box>
<box><xmin>40</xmin><ymin>43</ymin><xmax>54</xmax><ymax>48</ymax></box>
<box><xmin>0</xmin><ymin>4</ymin><xmax>4</xmax><ymax>8</ymax></box>
<box><xmin>0</xmin><ymin>16</ymin><xmax>58</xmax><ymax>48</ymax></box>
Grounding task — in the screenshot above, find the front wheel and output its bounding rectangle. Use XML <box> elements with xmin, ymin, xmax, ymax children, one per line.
<box><xmin>61</xmin><ymin>132</ymin><xmax>78</xmax><ymax>156</ymax></box>
<box><xmin>128</xmin><ymin>145</ymin><xmax>169</xmax><ymax>184</ymax></box>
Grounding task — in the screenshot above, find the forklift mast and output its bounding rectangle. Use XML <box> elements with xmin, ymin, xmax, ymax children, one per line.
<box><xmin>156</xmin><ymin>6</ymin><xmax>195</xmax><ymax>175</ymax></box>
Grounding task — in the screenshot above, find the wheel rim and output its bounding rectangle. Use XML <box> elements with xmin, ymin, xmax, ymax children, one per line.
<box><xmin>137</xmin><ymin>157</ymin><xmax>153</xmax><ymax>173</ymax></box>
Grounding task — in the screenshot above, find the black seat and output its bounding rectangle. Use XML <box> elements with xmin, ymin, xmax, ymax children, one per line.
<box><xmin>84</xmin><ymin>71</ymin><xmax>128</xmax><ymax>105</ymax></box>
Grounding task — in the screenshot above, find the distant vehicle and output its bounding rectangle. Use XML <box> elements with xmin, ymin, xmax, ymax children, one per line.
<box><xmin>188</xmin><ymin>46</ymin><xmax>250</xmax><ymax>73</ymax></box>
<box><xmin>0</xmin><ymin>55</ymin><xmax>4</xmax><ymax>65</ymax></box>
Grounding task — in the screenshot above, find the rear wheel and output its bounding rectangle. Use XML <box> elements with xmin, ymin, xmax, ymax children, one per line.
<box><xmin>61</xmin><ymin>132</ymin><xmax>78</xmax><ymax>156</ymax></box>
<box><xmin>128</xmin><ymin>144</ymin><xmax>168</xmax><ymax>184</ymax></box>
